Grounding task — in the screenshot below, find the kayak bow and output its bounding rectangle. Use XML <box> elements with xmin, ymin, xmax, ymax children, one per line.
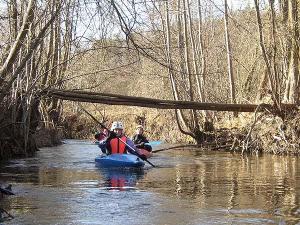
<box><xmin>95</xmin><ymin>154</ymin><xmax>145</xmax><ymax>168</ymax></box>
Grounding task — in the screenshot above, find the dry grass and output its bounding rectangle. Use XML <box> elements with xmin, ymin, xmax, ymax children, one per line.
<box><xmin>61</xmin><ymin>102</ymin><xmax>189</xmax><ymax>143</ymax></box>
<box><xmin>61</xmin><ymin>102</ymin><xmax>300</xmax><ymax>155</ymax></box>
<box><xmin>214</xmin><ymin>110</ymin><xmax>300</xmax><ymax>155</ymax></box>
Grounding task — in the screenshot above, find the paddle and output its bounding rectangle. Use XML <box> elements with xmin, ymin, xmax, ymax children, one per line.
<box><xmin>152</xmin><ymin>144</ymin><xmax>198</xmax><ymax>153</ymax></box>
<box><xmin>80</xmin><ymin>107</ymin><xmax>156</xmax><ymax>167</ymax></box>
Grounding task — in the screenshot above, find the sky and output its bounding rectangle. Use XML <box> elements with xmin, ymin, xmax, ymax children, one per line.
<box><xmin>0</xmin><ymin>0</ymin><xmax>268</xmax><ymax>47</ymax></box>
<box><xmin>72</xmin><ymin>0</ymin><xmax>267</xmax><ymax>47</ymax></box>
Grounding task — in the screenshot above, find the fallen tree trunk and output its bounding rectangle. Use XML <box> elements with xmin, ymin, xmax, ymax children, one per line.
<box><xmin>46</xmin><ymin>89</ymin><xmax>297</xmax><ymax>113</ymax></box>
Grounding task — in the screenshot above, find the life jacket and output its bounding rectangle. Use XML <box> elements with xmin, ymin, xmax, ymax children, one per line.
<box><xmin>110</xmin><ymin>136</ymin><xmax>127</xmax><ymax>154</ymax></box>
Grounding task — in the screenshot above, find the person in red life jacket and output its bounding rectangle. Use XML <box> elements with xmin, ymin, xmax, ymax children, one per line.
<box><xmin>99</xmin><ymin>121</ymin><xmax>147</xmax><ymax>160</ymax></box>
<box><xmin>132</xmin><ymin>125</ymin><xmax>152</xmax><ymax>152</ymax></box>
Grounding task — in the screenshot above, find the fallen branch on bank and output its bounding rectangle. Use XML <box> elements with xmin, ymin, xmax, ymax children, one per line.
<box><xmin>0</xmin><ymin>208</ymin><xmax>14</xmax><ymax>219</ymax></box>
<box><xmin>210</xmin><ymin>144</ymin><xmax>233</xmax><ymax>151</ymax></box>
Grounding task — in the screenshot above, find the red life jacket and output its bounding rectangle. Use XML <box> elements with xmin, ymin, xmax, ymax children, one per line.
<box><xmin>110</xmin><ymin>136</ymin><xmax>127</xmax><ymax>154</ymax></box>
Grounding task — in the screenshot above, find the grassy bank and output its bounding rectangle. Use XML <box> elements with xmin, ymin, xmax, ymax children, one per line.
<box><xmin>61</xmin><ymin>103</ymin><xmax>190</xmax><ymax>143</ymax></box>
<box><xmin>57</xmin><ymin>103</ymin><xmax>300</xmax><ymax>155</ymax></box>
<box><xmin>210</xmin><ymin>111</ymin><xmax>300</xmax><ymax>155</ymax></box>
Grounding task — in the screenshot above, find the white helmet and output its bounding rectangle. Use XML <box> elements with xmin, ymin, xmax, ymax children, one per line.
<box><xmin>111</xmin><ymin>121</ymin><xmax>124</xmax><ymax>131</ymax></box>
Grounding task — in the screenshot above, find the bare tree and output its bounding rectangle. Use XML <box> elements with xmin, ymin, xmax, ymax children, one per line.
<box><xmin>254</xmin><ymin>0</ymin><xmax>281</xmax><ymax>111</ymax></box>
<box><xmin>0</xmin><ymin>0</ymin><xmax>77</xmax><ymax>156</ymax></box>
<box><xmin>283</xmin><ymin>0</ymin><xmax>300</xmax><ymax>104</ymax></box>
<box><xmin>224</xmin><ymin>0</ymin><xmax>236</xmax><ymax>105</ymax></box>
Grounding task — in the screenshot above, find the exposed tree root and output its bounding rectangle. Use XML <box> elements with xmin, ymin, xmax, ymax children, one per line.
<box><xmin>210</xmin><ymin>108</ymin><xmax>300</xmax><ymax>155</ymax></box>
<box><xmin>152</xmin><ymin>107</ymin><xmax>300</xmax><ymax>156</ymax></box>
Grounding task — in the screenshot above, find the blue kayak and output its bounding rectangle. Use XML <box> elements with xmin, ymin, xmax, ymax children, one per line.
<box><xmin>148</xmin><ymin>141</ymin><xmax>162</xmax><ymax>146</ymax></box>
<box><xmin>95</xmin><ymin>154</ymin><xmax>145</xmax><ymax>168</ymax></box>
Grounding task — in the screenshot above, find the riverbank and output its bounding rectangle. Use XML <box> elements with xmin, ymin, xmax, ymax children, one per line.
<box><xmin>61</xmin><ymin>106</ymin><xmax>190</xmax><ymax>143</ymax></box>
<box><xmin>60</xmin><ymin>104</ymin><xmax>300</xmax><ymax>155</ymax></box>
<box><xmin>1</xmin><ymin>105</ymin><xmax>298</xmax><ymax>160</ymax></box>
<box><xmin>209</xmin><ymin>110</ymin><xmax>300</xmax><ymax>155</ymax></box>
<box><xmin>33</xmin><ymin>127</ymin><xmax>64</xmax><ymax>148</ymax></box>
<box><xmin>0</xmin><ymin>126</ymin><xmax>63</xmax><ymax>160</ymax></box>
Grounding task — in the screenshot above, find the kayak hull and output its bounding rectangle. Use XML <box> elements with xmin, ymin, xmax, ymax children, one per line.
<box><xmin>95</xmin><ymin>154</ymin><xmax>145</xmax><ymax>168</ymax></box>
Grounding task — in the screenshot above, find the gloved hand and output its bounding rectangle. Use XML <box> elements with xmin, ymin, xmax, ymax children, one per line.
<box><xmin>139</xmin><ymin>154</ymin><xmax>147</xmax><ymax>161</ymax></box>
<box><xmin>94</xmin><ymin>133</ymin><xmax>100</xmax><ymax>139</ymax></box>
<box><xmin>136</xmin><ymin>142</ymin><xmax>145</xmax><ymax>148</ymax></box>
<box><xmin>109</xmin><ymin>131</ymin><xmax>117</xmax><ymax>139</ymax></box>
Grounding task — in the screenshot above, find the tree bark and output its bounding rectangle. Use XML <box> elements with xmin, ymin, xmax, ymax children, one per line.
<box><xmin>197</xmin><ymin>0</ymin><xmax>206</xmax><ymax>102</ymax></box>
<box><xmin>0</xmin><ymin>0</ymin><xmax>35</xmax><ymax>84</ymax></box>
<box><xmin>164</xmin><ymin>0</ymin><xmax>194</xmax><ymax>137</ymax></box>
<box><xmin>254</xmin><ymin>0</ymin><xmax>281</xmax><ymax>110</ymax></box>
<box><xmin>224</xmin><ymin>0</ymin><xmax>236</xmax><ymax>105</ymax></box>
<box><xmin>284</xmin><ymin>0</ymin><xmax>300</xmax><ymax>103</ymax></box>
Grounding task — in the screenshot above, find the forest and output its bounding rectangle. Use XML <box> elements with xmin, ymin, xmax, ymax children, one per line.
<box><xmin>1</xmin><ymin>0</ymin><xmax>300</xmax><ymax>159</ymax></box>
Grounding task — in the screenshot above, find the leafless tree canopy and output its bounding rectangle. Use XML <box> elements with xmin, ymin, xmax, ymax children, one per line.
<box><xmin>0</xmin><ymin>0</ymin><xmax>300</xmax><ymax>155</ymax></box>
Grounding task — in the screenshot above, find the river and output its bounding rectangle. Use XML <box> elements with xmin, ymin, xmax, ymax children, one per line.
<box><xmin>0</xmin><ymin>139</ymin><xmax>300</xmax><ymax>224</ymax></box>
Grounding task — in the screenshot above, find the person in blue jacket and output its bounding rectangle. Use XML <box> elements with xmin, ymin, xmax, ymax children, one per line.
<box><xmin>132</xmin><ymin>125</ymin><xmax>152</xmax><ymax>152</ymax></box>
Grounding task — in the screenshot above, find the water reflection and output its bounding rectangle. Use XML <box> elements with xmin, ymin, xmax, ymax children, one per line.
<box><xmin>98</xmin><ymin>168</ymin><xmax>145</xmax><ymax>191</ymax></box>
<box><xmin>138</xmin><ymin>150</ymin><xmax>300</xmax><ymax>224</ymax></box>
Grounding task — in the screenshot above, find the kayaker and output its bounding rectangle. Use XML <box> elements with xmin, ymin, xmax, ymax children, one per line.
<box><xmin>132</xmin><ymin>125</ymin><xmax>152</xmax><ymax>152</ymax></box>
<box><xmin>99</xmin><ymin>121</ymin><xmax>147</xmax><ymax>160</ymax></box>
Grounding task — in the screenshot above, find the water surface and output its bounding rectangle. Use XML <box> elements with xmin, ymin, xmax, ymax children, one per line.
<box><xmin>0</xmin><ymin>139</ymin><xmax>300</xmax><ymax>224</ymax></box>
